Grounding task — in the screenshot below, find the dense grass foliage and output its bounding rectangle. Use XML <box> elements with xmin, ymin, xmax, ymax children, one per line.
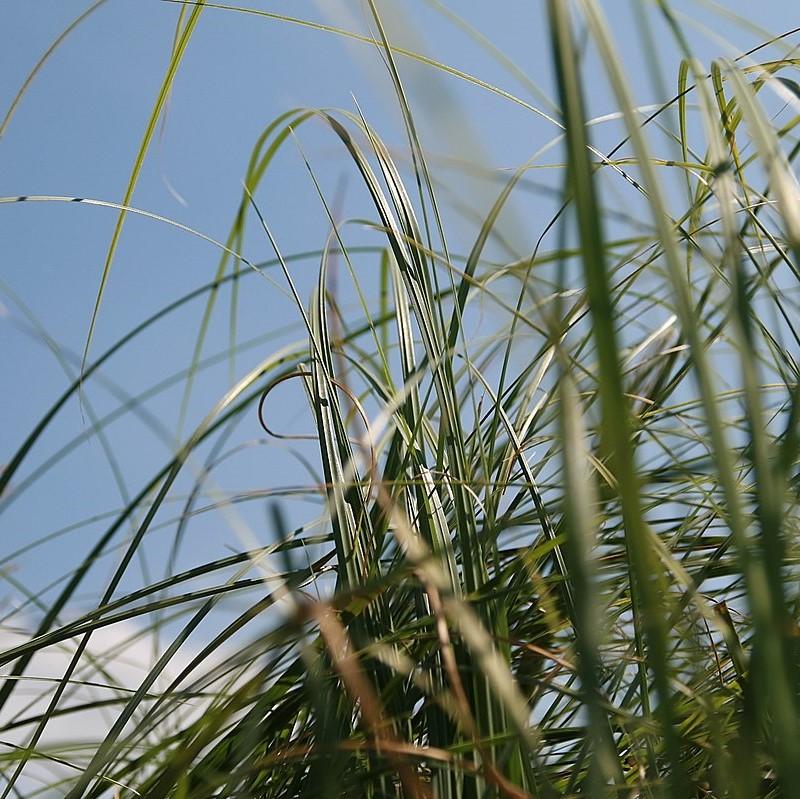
<box><xmin>3</xmin><ymin>2</ymin><xmax>800</xmax><ymax>797</ymax></box>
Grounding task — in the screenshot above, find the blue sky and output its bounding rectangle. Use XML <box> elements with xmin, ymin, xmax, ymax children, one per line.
<box><xmin>0</xmin><ymin>0</ymin><xmax>795</xmax><ymax>650</ymax></box>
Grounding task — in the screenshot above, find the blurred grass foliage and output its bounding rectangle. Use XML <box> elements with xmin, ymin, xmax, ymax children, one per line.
<box><xmin>3</xmin><ymin>0</ymin><xmax>800</xmax><ymax>796</ymax></box>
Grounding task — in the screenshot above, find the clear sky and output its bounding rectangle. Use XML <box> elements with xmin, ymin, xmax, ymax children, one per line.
<box><xmin>2</xmin><ymin>3</ymin><xmax>799</xmax><ymax>793</ymax></box>
<box><xmin>0</xmin><ymin>0</ymin><xmax>796</xmax><ymax>727</ymax></box>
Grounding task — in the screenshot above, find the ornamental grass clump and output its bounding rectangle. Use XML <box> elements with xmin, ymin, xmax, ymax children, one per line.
<box><xmin>2</xmin><ymin>2</ymin><xmax>800</xmax><ymax>797</ymax></box>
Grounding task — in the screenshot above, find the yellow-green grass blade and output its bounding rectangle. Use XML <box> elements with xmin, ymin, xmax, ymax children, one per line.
<box><xmin>81</xmin><ymin>2</ymin><xmax>205</xmax><ymax>375</ymax></box>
